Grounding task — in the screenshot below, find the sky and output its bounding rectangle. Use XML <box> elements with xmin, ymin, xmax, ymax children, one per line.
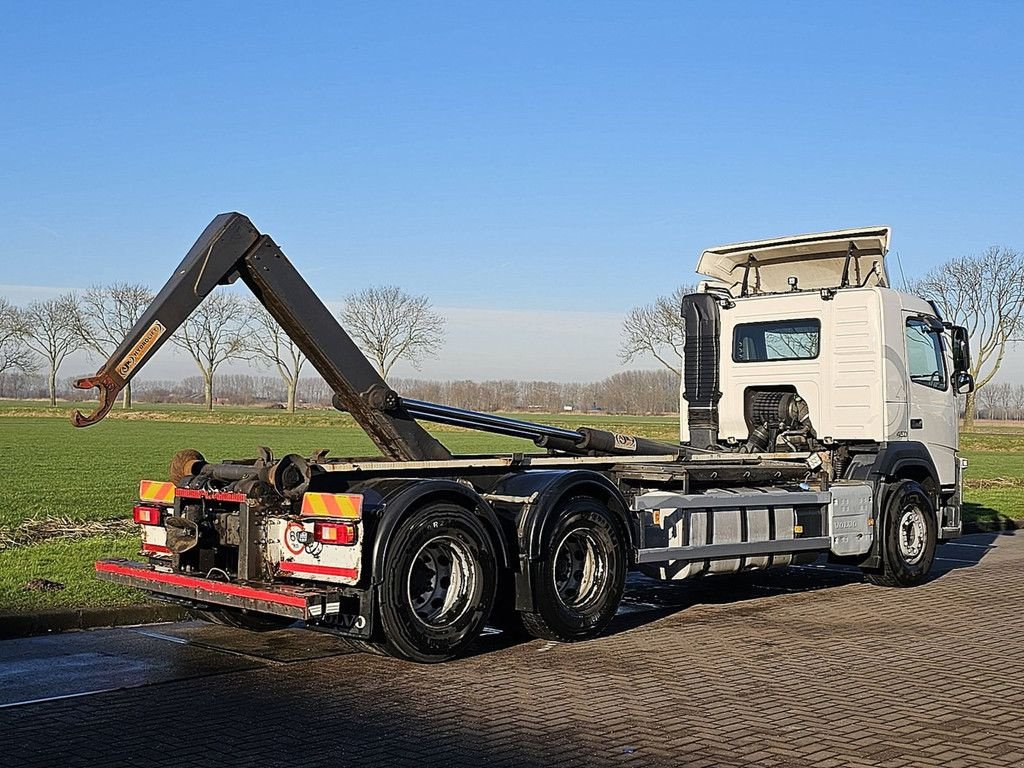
<box><xmin>1</xmin><ymin>1</ymin><xmax>1023</xmax><ymax>382</ymax></box>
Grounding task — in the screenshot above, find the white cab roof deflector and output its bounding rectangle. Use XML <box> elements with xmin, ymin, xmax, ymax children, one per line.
<box><xmin>697</xmin><ymin>226</ymin><xmax>891</xmax><ymax>296</ymax></box>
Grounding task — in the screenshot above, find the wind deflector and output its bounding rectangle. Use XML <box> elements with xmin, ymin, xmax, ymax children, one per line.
<box><xmin>696</xmin><ymin>226</ymin><xmax>891</xmax><ymax>296</ymax></box>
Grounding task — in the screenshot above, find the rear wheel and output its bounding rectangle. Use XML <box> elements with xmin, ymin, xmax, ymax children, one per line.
<box><xmin>520</xmin><ymin>497</ymin><xmax>627</xmax><ymax>642</ymax></box>
<box><xmin>193</xmin><ymin>607</ymin><xmax>294</xmax><ymax>632</ymax></box>
<box><xmin>376</xmin><ymin>503</ymin><xmax>498</xmax><ymax>663</ymax></box>
<box><xmin>865</xmin><ymin>480</ymin><xmax>937</xmax><ymax>587</ymax></box>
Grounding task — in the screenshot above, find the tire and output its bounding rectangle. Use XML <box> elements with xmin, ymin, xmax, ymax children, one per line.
<box><xmin>376</xmin><ymin>502</ymin><xmax>498</xmax><ymax>663</ymax></box>
<box><xmin>193</xmin><ymin>607</ymin><xmax>295</xmax><ymax>632</ymax></box>
<box><xmin>865</xmin><ymin>480</ymin><xmax>938</xmax><ymax>587</ymax></box>
<box><xmin>520</xmin><ymin>496</ymin><xmax>627</xmax><ymax>642</ymax></box>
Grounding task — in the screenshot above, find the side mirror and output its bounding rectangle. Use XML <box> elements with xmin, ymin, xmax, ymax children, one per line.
<box><xmin>954</xmin><ymin>370</ymin><xmax>975</xmax><ymax>395</ymax></box>
<box><xmin>950</xmin><ymin>325</ymin><xmax>972</xmax><ymax>374</ymax></box>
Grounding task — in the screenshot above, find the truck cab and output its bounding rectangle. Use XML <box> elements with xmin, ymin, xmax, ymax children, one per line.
<box><xmin>693</xmin><ymin>226</ymin><xmax>972</xmax><ymax>539</ymax></box>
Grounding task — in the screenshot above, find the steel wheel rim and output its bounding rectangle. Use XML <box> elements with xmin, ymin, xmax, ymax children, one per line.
<box><xmin>897</xmin><ymin>502</ymin><xmax>928</xmax><ymax>565</ymax></box>
<box><xmin>552</xmin><ymin>528</ymin><xmax>607</xmax><ymax>610</ymax></box>
<box><xmin>407</xmin><ymin>535</ymin><xmax>476</xmax><ymax>627</ymax></box>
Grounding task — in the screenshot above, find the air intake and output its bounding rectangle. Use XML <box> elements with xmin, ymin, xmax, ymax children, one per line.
<box><xmin>681</xmin><ymin>293</ymin><xmax>722</xmax><ymax>449</ymax></box>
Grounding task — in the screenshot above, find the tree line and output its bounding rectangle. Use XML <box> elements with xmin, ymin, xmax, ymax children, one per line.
<box><xmin>3</xmin><ymin>242</ymin><xmax>1022</xmax><ymax>422</ymax></box>
<box><xmin>0</xmin><ymin>369</ymin><xmax>680</xmax><ymax>415</ymax></box>
<box><xmin>974</xmin><ymin>381</ymin><xmax>1024</xmax><ymax>421</ymax></box>
<box><xmin>392</xmin><ymin>370</ymin><xmax>679</xmax><ymax>414</ymax></box>
<box><xmin>0</xmin><ymin>284</ymin><xmax>445</xmax><ymax>413</ymax></box>
<box><xmin>1</xmin><ymin>280</ymin><xmax>677</xmax><ymax>414</ymax></box>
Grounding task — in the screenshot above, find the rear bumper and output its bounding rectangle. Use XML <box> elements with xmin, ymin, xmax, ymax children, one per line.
<box><xmin>95</xmin><ymin>559</ymin><xmax>370</xmax><ymax>633</ymax></box>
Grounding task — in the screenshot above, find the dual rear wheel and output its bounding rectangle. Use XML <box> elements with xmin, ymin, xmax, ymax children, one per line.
<box><xmin>366</xmin><ymin>496</ymin><xmax>627</xmax><ymax>661</ymax></box>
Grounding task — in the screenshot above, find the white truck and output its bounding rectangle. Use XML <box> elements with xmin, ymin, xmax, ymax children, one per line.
<box><xmin>78</xmin><ymin>215</ymin><xmax>972</xmax><ymax>662</ymax></box>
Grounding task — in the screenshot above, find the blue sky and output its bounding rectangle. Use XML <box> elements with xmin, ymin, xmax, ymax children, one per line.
<box><xmin>1</xmin><ymin>1</ymin><xmax>1022</xmax><ymax>379</ymax></box>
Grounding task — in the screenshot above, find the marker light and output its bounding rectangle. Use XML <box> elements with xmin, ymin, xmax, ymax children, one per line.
<box><xmin>133</xmin><ymin>505</ymin><xmax>163</xmax><ymax>526</ymax></box>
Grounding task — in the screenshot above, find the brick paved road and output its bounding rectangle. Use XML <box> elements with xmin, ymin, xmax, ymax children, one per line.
<box><xmin>1</xmin><ymin>532</ymin><xmax>1021</xmax><ymax>767</ymax></box>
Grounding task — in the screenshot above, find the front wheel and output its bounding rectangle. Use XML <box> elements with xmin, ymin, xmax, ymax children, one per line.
<box><xmin>865</xmin><ymin>480</ymin><xmax>937</xmax><ymax>587</ymax></box>
<box><xmin>520</xmin><ymin>497</ymin><xmax>627</xmax><ymax>642</ymax></box>
<box><xmin>376</xmin><ymin>503</ymin><xmax>498</xmax><ymax>663</ymax></box>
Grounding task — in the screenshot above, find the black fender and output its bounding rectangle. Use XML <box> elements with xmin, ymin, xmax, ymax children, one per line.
<box><xmin>351</xmin><ymin>477</ymin><xmax>512</xmax><ymax>586</ymax></box>
<box><xmin>844</xmin><ymin>441</ymin><xmax>940</xmax><ymax>499</ymax></box>
<box><xmin>489</xmin><ymin>469</ymin><xmax>633</xmax><ymax>612</ymax></box>
<box><xmin>841</xmin><ymin>442</ymin><xmax>940</xmax><ymax>570</ymax></box>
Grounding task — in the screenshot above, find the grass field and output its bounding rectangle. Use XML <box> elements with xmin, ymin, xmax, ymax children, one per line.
<box><xmin>2</xmin><ymin>401</ymin><xmax>1022</xmax><ymax>615</ymax></box>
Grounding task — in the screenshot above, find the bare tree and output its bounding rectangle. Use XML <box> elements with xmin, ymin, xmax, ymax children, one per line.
<box><xmin>915</xmin><ymin>247</ymin><xmax>1024</xmax><ymax>428</ymax></box>
<box><xmin>988</xmin><ymin>381</ymin><xmax>1013</xmax><ymax>421</ymax></box>
<box><xmin>975</xmin><ymin>381</ymin><xmax>999</xmax><ymax>420</ymax></box>
<box><xmin>245</xmin><ymin>301</ymin><xmax>307</xmax><ymax>412</ymax></box>
<box><xmin>1011</xmin><ymin>383</ymin><xmax>1024</xmax><ymax>422</ymax></box>
<box><xmin>0</xmin><ymin>297</ymin><xmax>36</xmax><ymax>377</ymax></box>
<box><xmin>75</xmin><ymin>283</ymin><xmax>154</xmax><ymax>410</ymax></box>
<box><xmin>171</xmin><ymin>293</ymin><xmax>250</xmax><ymax>409</ymax></box>
<box><xmin>23</xmin><ymin>293</ymin><xmax>82</xmax><ymax>406</ymax></box>
<box><xmin>620</xmin><ymin>285</ymin><xmax>693</xmax><ymax>439</ymax></box>
<box><xmin>339</xmin><ymin>285</ymin><xmax>445</xmax><ymax>378</ymax></box>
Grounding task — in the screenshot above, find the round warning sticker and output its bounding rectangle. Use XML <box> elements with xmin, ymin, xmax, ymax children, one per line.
<box><xmin>283</xmin><ymin>521</ymin><xmax>305</xmax><ymax>555</ymax></box>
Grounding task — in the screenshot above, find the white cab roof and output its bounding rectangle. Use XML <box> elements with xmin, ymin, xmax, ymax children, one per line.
<box><xmin>697</xmin><ymin>226</ymin><xmax>891</xmax><ymax>296</ymax></box>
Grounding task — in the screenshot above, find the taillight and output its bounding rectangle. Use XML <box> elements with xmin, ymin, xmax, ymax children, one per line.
<box><xmin>313</xmin><ymin>521</ymin><xmax>357</xmax><ymax>545</ymax></box>
<box><xmin>133</xmin><ymin>505</ymin><xmax>163</xmax><ymax>525</ymax></box>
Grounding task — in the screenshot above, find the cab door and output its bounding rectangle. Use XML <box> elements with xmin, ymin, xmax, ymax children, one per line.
<box><xmin>903</xmin><ymin>314</ymin><xmax>957</xmax><ymax>486</ymax></box>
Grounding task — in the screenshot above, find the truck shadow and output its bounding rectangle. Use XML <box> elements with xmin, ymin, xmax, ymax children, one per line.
<box><xmin>470</xmin><ymin>529</ymin><xmax>1007</xmax><ymax>655</ymax></box>
<box><xmin>587</xmin><ymin>566</ymin><xmax>867</xmax><ymax>642</ymax></box>
<box><xmin>962</xmin><ymin>502</ymin><xmax>1020</xmax><ymax>533</ymax></box>
<box><xmin>931</xmin><ymin>528</ymin><xmax>1007</xmax><ymax>577</ymax></box>
<box><xmin>467</xmin><ymin>569</ymin><xmax>857</xmax><ymax>657</ymax></box>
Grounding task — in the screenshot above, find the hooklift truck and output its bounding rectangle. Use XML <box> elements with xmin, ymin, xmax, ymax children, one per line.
<box><xmin>76</xmin><ymin>214</ymin><xmax>974</xmax><ymax>663</ymax></box>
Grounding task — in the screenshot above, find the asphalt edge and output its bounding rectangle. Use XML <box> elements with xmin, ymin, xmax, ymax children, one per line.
<box><xmin>0</xmin><ymin>603</ymin><xmax>188</xmax><ymax>640</ymax></box>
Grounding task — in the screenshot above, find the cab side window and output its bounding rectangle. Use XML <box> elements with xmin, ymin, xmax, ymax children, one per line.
<box><xmin>906</xmin><ymin>318</ymin><xmax>947</xmax><ymax>391</ymax></box>
<box><xmin>734</xmin><ymin>319</ymin><xmax>820</xmax><ymax>362</ymax></box>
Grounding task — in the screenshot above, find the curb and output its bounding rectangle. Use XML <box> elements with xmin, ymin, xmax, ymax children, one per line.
<box><xmin>0</xmin><ymin>603</ymin><xmax>189</xmax><ymax>640</ymax></box>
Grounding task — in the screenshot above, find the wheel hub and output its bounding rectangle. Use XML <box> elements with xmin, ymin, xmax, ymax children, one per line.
<box><xmin>897</xmin><ymin>504</ymin><xmax>928</xmax><ymax>565</ymax></box>
<box><xmin>407</xmin><ymin>535</ymin><xmax>475</xmax><ymax>627</ymax></box>
<box><xmin>552</xmin><ymin>528</ymin><xmax>607</xmax><ymax>610</ymax></box>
